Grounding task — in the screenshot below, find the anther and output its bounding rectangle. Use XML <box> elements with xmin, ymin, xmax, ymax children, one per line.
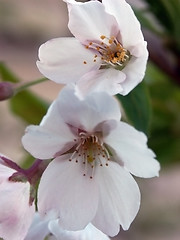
<box><xmin>100</xmin><ymin>35</ymin><xmax>106</xmax><ymax>40</ymax></box>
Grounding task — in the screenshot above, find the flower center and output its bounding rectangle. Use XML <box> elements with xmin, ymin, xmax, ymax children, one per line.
<box><xmin>69</xmin><ymin>132</ymin><xmax>110</xmax><ymax>179</ymax></box>
<box><xmin>85</xmin><ymin>35</ymin><xmax>131</xmax><ymax>70</ymax></box>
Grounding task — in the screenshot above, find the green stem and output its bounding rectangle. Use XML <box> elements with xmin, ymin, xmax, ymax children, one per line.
<box><xmin>14</xmin><ymin>77</ymin><xmax>48</xmax><ymax>94</ymax></box>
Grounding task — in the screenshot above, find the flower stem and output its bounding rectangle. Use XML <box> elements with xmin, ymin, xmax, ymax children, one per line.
<box><xmin>14</xmin><ymin>77</ymin><xmax>48</xmax><ymax>94</ymax></box>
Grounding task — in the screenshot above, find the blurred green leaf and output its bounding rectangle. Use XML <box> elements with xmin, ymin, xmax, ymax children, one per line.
<box><xmin>144</xmin><ymin>0</ymin><xmax>174</xmax><ymax>32</ymax></box>
<box><xmin>143</xmin><ymin>0</ymin><xmax>180</xmax><ymax>49</ymax></box>
<box><xmin>145</xmin><ymin>63</ymin><xmax>180</xmax><ymax>164</ymax></box>
<box><xmin>116</xmin><ymin>82</ymin><xmax>151</xmax><ymax>135</ymax></box>
<box><xmin>134</xmin><ymin>9</ymin><xmax>163</xmax><ymax>36</ymax></box>
<box><xmin>10</xmin><ymin>90</ymin><xmax>49</xmax><ymax>125</ymax></box>
<box><xmin>0</xmin><ymin>62</ymin><xmax>20</xmax><ymax>83</ymax></box>
<box><xmin>20</xmin><ymin>154</ymin><xmax>36</xmax><ymax>169</ymax></box>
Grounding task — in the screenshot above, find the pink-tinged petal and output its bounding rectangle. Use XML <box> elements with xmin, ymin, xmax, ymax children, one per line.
<box><xmin>120</xmin><ymin>43</ymin><xmax>148</xmax><ymax>95</ymax></box>
<box><xmin>0</xmin><ymin>181</ymin><xmax>35</xmax><ymax>240</ymax></box>
<box><xmin>102</xmin><ymin>0</ymin><xmax>144</xmax><ymax>48</ymax></box>
<box><xmin>24</xmin><ymin>213</ymin><xmax>50</xmax><ymax>240</ymax></box>
<box><xmin>105</xmin><ymin>122</ymin><xmax>160</xmax><ymax>178</ymax></box>
<box><xmin>92</xmin><ymin>161</ymin><xmax>140</xmax><ymax>236</ymax></box>
<box><xmin>58</xmin><ymin>86</ymin><xmax>121</xmax><ymax>132</ymax></box>
<box><xmin>38</xmin><ymin>154</ymin><xmax>99</xmax><ymax>231</ymax></box>
<box><xmin>0</xmin><ymin>161</ymin><xmax>15</xmax><ymax>183</ymax></box>
<box><xmin>66</xmin><ymin>0</ymin><xmax>119</xmax><ymax>44</ymax></box>
<box><xmin>37</xmin><ymin>37</ymin><xmax>99</xmax><ymax>84</ymax></box>
<box><xmin>75</xmin><ymin>68</ymin><xmax>126</xmax><ymax>98</ymax></box>
<box><xmin>22</xmin><ymin>125</ymin><xmax>74</xmax><ymax>159</ymax></box>
<box><xmin>49</xmin><ymin>221</ymin><xmax>110</xmax><ymax>240</ymax></box>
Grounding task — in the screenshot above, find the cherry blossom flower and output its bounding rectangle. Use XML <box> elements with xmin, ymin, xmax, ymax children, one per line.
<box><xmin>37</xmin><ymin>0</ymin><xmax>148</xmax><ymax>98</ymax></box>
<box><xmin>25</xmin><ymin>212</ymin><xmax>110</xmax><ymax>240</ymax></box>
<box><xmin>22</xmin><ymin>86</ymin><xmax>160</xmax><ymax>236</ymax></box>
<box><xmin>0</xmin><ymin>155</ymin><xmax>35</xmax><ymax>240</ymax></box>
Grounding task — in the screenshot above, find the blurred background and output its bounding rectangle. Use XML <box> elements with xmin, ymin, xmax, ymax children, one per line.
<box><xmin>0</xmin><ymin>0</ymin><xmax>180</xmax><ymax>239</ymax></box>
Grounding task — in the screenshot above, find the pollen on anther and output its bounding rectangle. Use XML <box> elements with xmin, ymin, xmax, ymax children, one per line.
<box><xmin>83</xmin><ymin>61</ymin><xmax>87</xmax><ymax>64</ymax></box>
<box><xmin>100</xmin><ymin>35</ymin><xmax>106</xmax><ymax>40</ymax></box>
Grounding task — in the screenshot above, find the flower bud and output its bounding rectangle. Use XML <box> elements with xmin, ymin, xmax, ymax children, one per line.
<box><xmin>0</xmin><ymin>82</ymin><xmax>14</xmax><ymax>101</ymax></box>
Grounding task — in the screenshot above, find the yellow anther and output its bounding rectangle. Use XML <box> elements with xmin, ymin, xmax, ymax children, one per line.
<box><xmin>100</xmin><ymin>35</ymin><xmax>106</xmax><ymax>40</ymax></box>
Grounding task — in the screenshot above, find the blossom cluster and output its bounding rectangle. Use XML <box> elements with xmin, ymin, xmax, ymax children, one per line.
<box><xmin>0</xmin><ymin>0</ymin><xmax>160</xmax><ymax>240</ymax></box>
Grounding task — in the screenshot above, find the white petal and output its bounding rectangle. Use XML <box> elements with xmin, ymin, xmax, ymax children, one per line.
<box><xmin>75</xmin><ymin>68</ymin><xmax>126</xmax><ymax>98</ymax></box>
<box><xmin>58</xmin><ymin>86</ymin><xmax>121</xmax><ymax>132</ymax></box>
<box><xmin>49</xmin><ymin>221</ymin><xmax>110</xmax><ymax>240</ymax></box>
<box><xmin>24</xmin><ymin>213</ymin><xmax>50</xmax><ymax>240</ymax></box>
<box><xmin>22</xmin><ymin>125</ymin><xmax>74</xmax><ymax>159</ymax></box>
<box><xmin>105</xmin><ymin>122</ymin><xmax>160</xmax><ymax>178</ymax></box>
<box><xmin>102</xmin><ymin>0</ymin><xmax>144</xmax><ymax>48</ymax></box>
<box><xmin>92</xmin><ymin>161</ymin><xmax>140</xmax><ymax>236</ymax></box>
<box><xmin>66</xmin><ymin>0</ymin><xmax>119</xmax><ymax>44</ymax></box>
<box><xmin>120</xmin><ymin>43</ymin><xmax>148</xmax><ymax>95</ymax></box>
<box><xmin>22</xmin><ymin>98</ymin><xmax>76</xmax><ymax>159</ymax></box>
<box><xmin>38</xmin><ymin>154</ymin><xmax>99</xmax><ymax>231</ymax></box>
<box><xmin>0</xmin><ymin>182</ymin><xmax>35</xmax><ymax>240</ymax></box>
<box><xmin>37</xmin><ymin>37</ymin><xmax>99</xmax><ymax>84</ymax></box>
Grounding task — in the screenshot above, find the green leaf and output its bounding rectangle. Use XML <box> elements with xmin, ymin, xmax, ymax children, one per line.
<box><xmin>143</xmin><ymin>0</ymin><xmax>174</xmax><ymax>32</ymax></box>
<box><xmin>10</xmin><ymin>90</ymin><xmax>49</xmax><ymax>125</ymax></box>
<box><xmin>146</xmin><ymin>62</ymin><xmax>180</xmax><ymax>165</ymax></box>
<box><xmin>134</xmin><ymin>8</ymin><xmax>163</xmax><ymax>37</ymax></box>
<box><xmin>0</xmin><ymin>62</ymin><xmax>20</xmax><ymax>83</ymax></box>
<box><xmin>116</xmin><ymin>82</ymin><xmax>151</xmax><ymax>135</ymax></box>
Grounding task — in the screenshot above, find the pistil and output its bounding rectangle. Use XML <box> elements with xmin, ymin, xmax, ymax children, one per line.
<box><xmin>69</xmin><ymin>132</ymin><xmax>110</xmax><ymax>179</ymax></box>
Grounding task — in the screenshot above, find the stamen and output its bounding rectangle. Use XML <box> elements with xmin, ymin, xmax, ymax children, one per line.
<box><xmin>85</xmin><ymin>35</ymin><xmax>131</xmax><ymax>69</ymax></box>
<box><xmin>69</xmin><ymin>132</ymin><xmax>111</xmax><ymax>178</ymax></box>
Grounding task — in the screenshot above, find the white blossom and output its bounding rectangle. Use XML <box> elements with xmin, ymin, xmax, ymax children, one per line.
<box><xmin>22</xmin><ymin>86</ymin><xmax>160</xmax><ymax>236</ymax></box>
<box><xmin>0</xmin><ymin>155</ymin><xmax>35</xmax><ymax>240</ymax></box>
<box><xmin>25</xmin><ymin>212</ymin><xmax>110</xmax><ymax>240</ymax></box>
<box><xmin>37</xmin><ymin>0</ymin><xmax>148</xmax><ymax>98</ymax></box>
